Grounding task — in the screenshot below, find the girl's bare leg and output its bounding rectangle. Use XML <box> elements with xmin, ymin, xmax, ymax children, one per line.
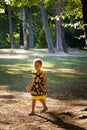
<box><xmin>40</xmin><ymin>99</ymin><xmax>48</xmax><ymax>112</ymax></box>
<box><xmin>29</xmin><ymin>100</ymin><xmax>36</xmax><ymax>115</ymax></box>
<box><xmin>32</xmin><ymin>100</ymin><xmax>36</xmax><ymax>113</ymax></box>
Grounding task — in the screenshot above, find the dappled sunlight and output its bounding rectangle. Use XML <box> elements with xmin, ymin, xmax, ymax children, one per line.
<box><xmin>44</xmin><ymin>68</ymin><xmax>78</xmax><ymax>74</ymax></box>
<box><xmin>0</xmin><ymin>63</ymin><xmax>32</xmax><ymax>75</ymax></box>
<box><xmin>0</xmin><ymin>54</ymin><xmax>28</xmax><ymax>59</ymax></box>
<box><xmin>43</xmin><ymin>62</ymin><xmax>54</xmax><ymax>68</ymax></box>
<box><xmin>58</xmin><ymin>68</ymin><xmax>77</xmax><ymax>73</ymax></box>
<box><xmin>0</xmin><ymin>51</ymin><xmax>87</xmax><ymax>96</ymax></box>
<box><xmin>44</xmin><ymin>68</ymin><xmax>57</xmax><ymax>72</ymax></box>
<box><xmin>5</xmin><ymin>70</ymin><xmax>21</xmax><ymax>75</ymax></box>
<box><xmin>0</xmin><ymin>49</ymin><xmax>87</xmax><ymax>60</ymax></box>
<box><xmin>44</xmin><ymin>68</ymin><xmax>87</xmax><ymax>76</ymax></box>
<box><xmin>59</xmin><ymin>73</ymin><xmax>76</xmax><ymax>78</ymax></box>
<box><xmin>58</xmin><ymin>68</ymin><xmax>85</xmax><ymax>74</ymax></box>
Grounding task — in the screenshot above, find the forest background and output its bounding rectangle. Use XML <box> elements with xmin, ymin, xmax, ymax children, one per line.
<box><xmin>0</xmin><ymin>0</ymin><xmax>87</xmax><ymax>52</ymax></box>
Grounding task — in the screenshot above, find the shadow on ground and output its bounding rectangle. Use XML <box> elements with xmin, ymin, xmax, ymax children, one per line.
<box><xmin>35</xmin><ymin>112</ymin><xmax>85</xmax><ymax>130</ymax></box>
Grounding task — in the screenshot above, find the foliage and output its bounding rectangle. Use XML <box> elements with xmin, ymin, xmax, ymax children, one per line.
<box><xmin>0</xmin><ymin>0</ymin><xmax>86</xmax><ymax>49</ymax></box>
<box><xmin>63</xmin><ymin>0</ymin><xmax>85</xmax><ymax>42</ymax></box>
<box><xmin>58</xmin><ymin>0</ymin><xmax>85</xmax><ymax>49</ymax></box>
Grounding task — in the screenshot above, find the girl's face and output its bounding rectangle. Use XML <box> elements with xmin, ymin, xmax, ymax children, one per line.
<box><xmin>34</xmin><ymin>62</ymin><xmax>42</xmax><ymax>72</ymax></box>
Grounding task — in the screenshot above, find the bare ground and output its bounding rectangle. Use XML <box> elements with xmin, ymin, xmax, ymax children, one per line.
<box><xmin>0</xmin><ymin>90</ymin><xmax>87</xmax><ymax>130</ymax></box>
<box><xmin>0</xmin><ymin>49</ymin><xmax>87</xmax><ymax>130</ymax></box>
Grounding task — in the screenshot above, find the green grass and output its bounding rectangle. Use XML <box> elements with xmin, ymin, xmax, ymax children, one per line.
<box><xmin>0</xmin><ymin>55</ymin><xmax>87</xmax><ymax>99</ymax></box>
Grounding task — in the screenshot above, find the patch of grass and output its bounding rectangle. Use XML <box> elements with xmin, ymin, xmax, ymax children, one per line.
<box><xmin>0</xmin><ymin>55</ymin><xmax>87</xmax><ymax>99</ymax></box>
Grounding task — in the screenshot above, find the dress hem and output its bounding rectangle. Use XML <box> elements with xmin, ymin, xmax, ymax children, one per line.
<box><xmin>31</xmin><ymin>96</ymin><xmax>46</xmax><ymax>100</ymax></box>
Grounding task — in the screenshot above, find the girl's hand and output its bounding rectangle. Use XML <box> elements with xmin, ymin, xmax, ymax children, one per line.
<box><xmin>26</xmin><ymin>79</ymin><xmax>33</xmax><ymax>92</ymax></box>
<box><xmin>26</xmin><ymin>86</ymin><xmax>30</xmax><ymax>92</ymax></box>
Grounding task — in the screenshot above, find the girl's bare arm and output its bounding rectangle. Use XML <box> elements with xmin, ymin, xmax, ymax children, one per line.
<box><xmin>26</xmin><ymin>79</ymin><xmax>33</xmax><ymax>91</ymax></box>
<box><xmin>42</xmin><ymin>72</ymin><xmax>47</xmax><ymax>92</ymax></box>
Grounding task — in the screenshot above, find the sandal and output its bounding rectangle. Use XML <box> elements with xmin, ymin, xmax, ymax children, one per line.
<box><xmin>41</xmin><ymin>107</ymin><xmax>48</xmax><ymax>113</ymax></box>
<box><xmin>28</xmin><ymin>112</ymin><xmax>35</xmax><ymax>116</ymax></box>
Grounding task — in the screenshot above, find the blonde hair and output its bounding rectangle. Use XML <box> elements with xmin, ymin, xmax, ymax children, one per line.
<box><xmin>33</xmin><ymin>59</ymin><xmax>43</xmax><ymax>66</ymax></box>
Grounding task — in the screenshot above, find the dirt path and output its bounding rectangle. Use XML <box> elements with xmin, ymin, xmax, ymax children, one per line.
<box><xmin>0</xmin><ymin>90</ymin><xmax>87</xmax><ymax>130</ymax></box>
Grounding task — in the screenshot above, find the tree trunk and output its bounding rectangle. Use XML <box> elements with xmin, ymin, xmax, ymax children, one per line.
<box><xmin>40</xmin><ymin>2</ymin><xmax>54</xmax><ymax>53</ymax></box>
<box><xmin>22</xmin><ymin>6</ymin><xmax>28</xmax><ymax>50</ymax></box>
<box><xmin>28</xmin><ymin>7</ymin><xmax>34</xmax><ymax>48</ymax></box>
<box><xmin>20</xmin><ymin>24</ymin><xmax>24</xmax><ymax>46</ymax></box>
<box><xmin>55</xmin><ymin>2</ymin><xmax>63</xmax><ymax>50</ymax></box>
<box><xmin>60</xmin><ymin>18</ymin><xmax>68</xmax><ymax>53</ymax></box>
<box><xmin>81</xmin><ymin>0</ymin><xmax>87</xmax><ymax>45</ymax></box>
<box><xmin>8</xmin><ymin>5</ymin><xmax>15</xmax><ymax>48</ymax></box>
<box><xmin>60</xmin><ymin>0</ymin><xmax>68</xmax><ymax>53</ymax></box>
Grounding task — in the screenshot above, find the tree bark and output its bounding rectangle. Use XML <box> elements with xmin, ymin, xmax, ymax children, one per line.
<box><xmin>60</xmin><ymin>18</ymin><xmax>68</xmax><ymax>53</ymax></box>
<box><xmin>28</xmin><ymin>7</ymin><xmax>34</xmax><ymax>48</ymax></box>
<box><xmin>60</xmin><ymin>0</ymin><xmax>68</xmax><ymax>53</ymax></box>
<box><xmin>55</xmin><ymin>2</ymin><xmax>63</xmax><ymax>50</ymax></box>
<box><xmin>20</xmin><ymin>24</ymin><xmax>24</xmax><ymax>46</ymax></box>
<box><xmin>81</xmin><ymin>0</ymin><xmax>87</xmax><ymax>44</ymax></box>
<box><xmin>40</xmin><ymin>2</ymin><xmax>54</xmax><ymax>53</ymax></box>
<box><xmin>8</xmin><ymin>5</ymin><xmax>15</xmax><ymax>48</ymax></box>
<box><xmin>22</xmin><ymin>6</ymin><xmax>28</xmax><ymax>50</ymax></box>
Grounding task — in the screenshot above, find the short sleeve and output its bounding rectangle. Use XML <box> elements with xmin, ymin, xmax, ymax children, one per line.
<box><xmin>41</xmin><ymin>70</ymin><xmax>44</xmax><ymax>74</ymax></box>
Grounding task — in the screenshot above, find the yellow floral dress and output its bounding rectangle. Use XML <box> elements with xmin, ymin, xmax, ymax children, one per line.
<box><xmin>31</xmin><ymin>70</ymin><xmax>46</xmax><ymax>100</ymax></box>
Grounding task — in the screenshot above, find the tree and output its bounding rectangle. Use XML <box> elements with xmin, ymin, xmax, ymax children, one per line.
<box><xmin>22</xmin><ymin>6</ymin><xmax>28</xmax><ymax>50</ymax></box>
<box><xmin>0</xmin><ymin>0</ymin><xmax>85</xmax><ymax>50</ymax></box>
<box><xmin>12</xmin><ymin>0</ymin><xmax>38</xmax><ymax>49</ymax></box>
<box><xmin>9</xmin><ymin>0</ymin><xmax>31</xmax><ymax>50</ymax></box>
<box><xmin>81</xmin><ymin>0</ymin><xmax>87</xmax><ymax>45</ymax></box>
<box><xmin>40</xmin><ymin>2</ymin><xmax>54</xmax><ymax>53</ymax></box>
<box><xmin>55</xmin><ymin>1</ymin><xmax>68</xmax><ymax>53</ymax></box>
<box><xmin>7</xmin><ymin>4</ymin><xmax>15</xmax><ymax>48</ymax></box>
<box><xmin>62</xmin><ymin>0</ymin><xmax>85</xmax><ymax>49</ymax></box>
<box><xmin>28</xmin><ymin>7</ymin><xmax>34</xmax><ymax>48</ymax></box>
<box><xmin>12</xmin><ymin>0</ymin><xmax>37</xmax><ymax>49</ymax></box>
<box><xmin>55</xmin><ymin>2</ymin><xmax>63</xmax><ymax>50</ymax></box>
<box><xmin>20</xmin><ymin>24</ymin><xmax>24</xmax><ymax>46</ymax></box>
<box><xmin>60</xmin><ymin>0</ymin><xmax>68</xmax><ymax>53</ymax></box>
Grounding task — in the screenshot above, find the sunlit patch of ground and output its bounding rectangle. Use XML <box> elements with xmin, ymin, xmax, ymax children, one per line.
<box><xmin>0</xmin><ymin>48</ymin><xmax>87</xmax><ymax>59</ymax></box>
<box><xmin>0</xmin><ymin>89</ymin><xmax>87</xmax><ymax>130</ymax></box>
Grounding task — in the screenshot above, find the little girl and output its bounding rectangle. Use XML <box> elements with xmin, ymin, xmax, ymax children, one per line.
<box><xmin>26</xmin><ymin>59</ymin><xmax>48</xmax><ymax>116</ymax></box>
